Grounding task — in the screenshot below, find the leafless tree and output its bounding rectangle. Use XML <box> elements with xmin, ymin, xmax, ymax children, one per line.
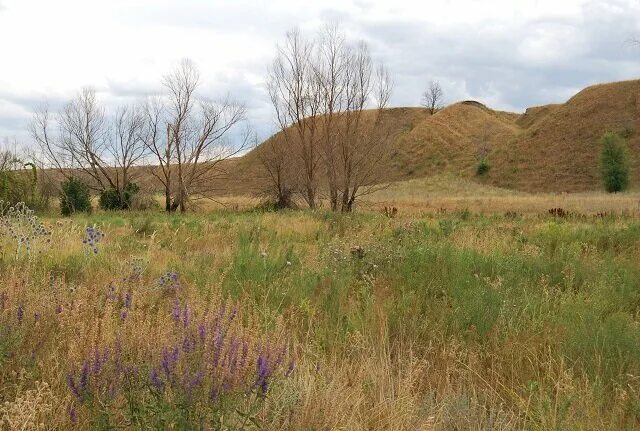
<box><xmin>30</xmin><ymin>88</ymin><xmax>146</xmax><ymax>207</ymax></box>
<box><xmin>313</xmin><ymin>24</ymin><xmax>350</xmax><ymax>211</ymax></box>
<box><xmin>421</xmin><ymin>80</ymin><xmax>444</xmax><ymax>114</ymax></box>
<box><xmin>140</xmin><ymin>97</ymin><xmax>173</xmax><ymax>211</ymax></box>
<box><xmin>159</xmin><ymin>59</ymin><xmax>248</xmax><ymax>212</ymax></box>
<box><xmin>266</xmin><ymin>26</ymin><xmax>393</xmax><ymax>212</ymax></box>
<box><xmin>255</xmin><ymin>132</ymin><xmax>296</xmax><ymax>209</ymax></box>
<box><xmin>268</xmin><ymin>29</ymin><xmax>322</xmax><ymax>209</ymax></box>
<box><xmin>336</xmin><ymin>46</ymin><xmax>393</xmax><ymax>212</ymax></box>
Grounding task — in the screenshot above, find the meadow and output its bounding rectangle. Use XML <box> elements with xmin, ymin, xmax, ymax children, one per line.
<box><xmin>1</xmin><ymin>191</ymin><xmax>640</xmax><ymax>430</ymax></box>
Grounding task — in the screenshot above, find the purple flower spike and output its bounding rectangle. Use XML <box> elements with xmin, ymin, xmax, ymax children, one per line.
<box><xmin>255</xmin><ymin>355</ymin><xmax>272</xmax><ymax>396</ymax></box>
<box><xmin>172</xmin><ymin>299</ymin><xmax>181</xmax><ymax>323</ymax></box>
<box><xmin>68</xmin><ymin>405</ymin><xmax>77</xmax><ymax>424</ymax></box>
<box><xmin>79</xmin><ymin>362</ymin><xmax>90</xmax><ymax>394</ymax></box>
<box><xmin>150</xmin><ymin>368</ymin><xmax>164</xmax><ymax>390</ymax></box>
<box><xmin>16</xmin><ymin>304</ymin><xmax>24</xmax><ymax>323</ymax></box>
<box><xmin>67</xmin><ymin>374</ymin><xmax>81</xmax><ymax>400</ymax></box>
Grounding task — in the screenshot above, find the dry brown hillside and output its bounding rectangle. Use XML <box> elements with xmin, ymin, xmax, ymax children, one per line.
<box><xmin>232</xmin><ymin>79</ymin><xmax>640</xmax><ymax>194</ymax></box>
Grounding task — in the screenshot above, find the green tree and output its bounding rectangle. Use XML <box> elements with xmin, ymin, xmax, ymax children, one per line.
<box><xmin>600</xmin><ymin>132</ymin><xmax>630</xmax><ymax>193</ymax></box>
<box><xmin>60</xmin><ymin>177</ymin><xmax>92</xmax><ymax>216</ymax></box>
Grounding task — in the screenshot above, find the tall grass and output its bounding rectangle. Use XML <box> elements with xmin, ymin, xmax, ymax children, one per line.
<box><xmin>1</xmin><ymin>208</ymin><xmax>639</xmax><ymax>429</ymax></box>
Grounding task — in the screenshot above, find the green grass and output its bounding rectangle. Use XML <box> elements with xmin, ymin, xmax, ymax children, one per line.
<box><xmin>1</xmin><ymin>208</ymin><xmax>640</xmax><ymax>429</ymax></box>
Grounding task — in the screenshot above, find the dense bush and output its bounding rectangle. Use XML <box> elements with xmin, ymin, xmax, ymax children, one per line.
<box><xmin>476</xmin><ymin>158</ymin><xmax>490</xmax><ymax>176</ymax></box>
<box><xmin>0</xmin><ymin>160</ymin><xmax>48</xmax><ymax>211</ymax></box>
<box><xmin>60</xmin><ymin>177</ymin><xmax>92</xmax><ymax>216</ymax></box>
<box><xmin>600</xmin><ymin>132</ymin><xmax>630</xmax><ymax>193</ymax></box>
<box><xmin>98</xmin><ymin>183</ymin><xmax>139</xmax><ymax>210</ymax></box>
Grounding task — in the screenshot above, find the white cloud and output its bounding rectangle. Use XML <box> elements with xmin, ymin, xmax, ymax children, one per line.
<box><xmin>0</xmin><ymin>0</ymin><xmax>639</xmax><ymax>144</ymax></box>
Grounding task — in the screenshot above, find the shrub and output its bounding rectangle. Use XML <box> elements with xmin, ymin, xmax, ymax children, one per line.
<box><xmin>600</xmin><ymin>132</ymin><xmax>630</xmax><ymax>193</ymax></box>
<box><xmin>99</xmin><ymin>183</ymin><xmax>139</xmax><ymax>210</ymax></box>
<box><xmin>60</xmin><ymin>177</ymin><xmax>91</xmax><ymax>216</ymax></box>
<box><xmin>476</xmin><ymin>159</ymin><xmax>490</xmax><ymax>176</ymax></box>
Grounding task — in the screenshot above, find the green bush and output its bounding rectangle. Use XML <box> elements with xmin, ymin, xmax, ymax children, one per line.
<box><xmin>60</xmin><ymin>177</ymin><xmax>92</xmax><ymax>216</ymax></box>
<box><xmin>476</xmin><ymin>159</ymin><xmax>490</xmax><ymax>176</ymax></box>
<box><xmin>99</xmin><ymin>183</ymin><xmax>139</xmax><ymax>210</ymax></box>
<box><xmin>600</xmin><ymin>132</ymin><xmax>630</xmax><ymax>193</ymax></box>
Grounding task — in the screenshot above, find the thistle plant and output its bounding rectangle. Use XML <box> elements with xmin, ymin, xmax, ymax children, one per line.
<box><xmin>0</xmin><ymin>201</ymin><xmax>51</xmax><ymax>258</ymax></box>
<box><xmin>82</xmin><ymin>226</ymin><xmax>104</xmax><ymax>255</ymax></box>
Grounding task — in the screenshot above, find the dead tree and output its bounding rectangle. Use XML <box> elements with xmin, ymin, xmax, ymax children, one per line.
<box><xmin>268</xmin><ymin>29</ymin><xmax>322</xmax><ymax>209</ymax></box>
<box><xmin>421</xmin><ymin>80</ymin><xmax>444</xmax><ymax>114</ymax></box>
<box><xmin>266</xmin><ymin>27</ymin><xmax>393</xmax><ymax>212</ymax></box>
<box><xmin>337</xmin><ymin>46</ymin><xmax>393</xmax><ymax>212</ymax></box>
<box><xmin>141</xmin><ymin>97</ymin><xmax>173</xmax><ymax>211</ymax></box>
<box><xmin>31</xmin><ymin>88</ymin><xmax>145</xmax><ymax>205</ymax></box>
<box><xmin>160</xmin><ymin>59</ymin><xmax>247</xmax><ymax>212</ymax></box>
<box><xmin>256</xmin><ymin>133</ymin><xmax>296</xmax><ymax>209</ymax></box>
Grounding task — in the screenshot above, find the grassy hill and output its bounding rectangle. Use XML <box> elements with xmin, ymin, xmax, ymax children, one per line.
<box><xmin>235</xmin><ymin>79</ymin><xmax>640</xmax><ymax>194</ymax></box>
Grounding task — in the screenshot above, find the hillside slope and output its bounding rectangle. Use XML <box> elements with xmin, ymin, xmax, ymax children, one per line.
<box><xmin>236</xmin><ymin>79</ymin><xmax>640</xmax><ymax>194</ymax></box>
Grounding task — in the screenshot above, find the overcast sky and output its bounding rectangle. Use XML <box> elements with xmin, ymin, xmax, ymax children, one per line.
<box><xmin>1</xmin><ymin>0</ymin><xmax>639</xmax><ymax>147</ymax></box>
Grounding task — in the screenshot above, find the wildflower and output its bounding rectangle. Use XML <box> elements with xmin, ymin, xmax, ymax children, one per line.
<box><xmin>172</xmin><ymin>299</ymin><xmax>181</xmax><ymax>323</ymax></box>
<box><xmin>255</xmin><ymin>354</ymin><xmax>271</xmax><ymax>396</ymax></box>
<box><xmin>67</xmin><ymin>374</ymin><xmax>81</xmax><ymax>401</ymax></box>
<box><xmin>16</xmin><ymin>304</ymin><xmax>24</xmax><ymax>323</ymax></box>
<box><xmin>150</xmin><ymin>368</ymin><xmax>163</xmax><ymax>390</ymax></box>
<box><xmin>68</xmin><ymin>405</ymin><xmax>77</xmax><ymax>424</ymax></box>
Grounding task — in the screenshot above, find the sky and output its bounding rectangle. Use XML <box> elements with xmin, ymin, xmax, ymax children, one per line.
<box><xmin>0</xmin><ymin>0</ymin><xmax>639</xmax><ymax>148</ymax></box>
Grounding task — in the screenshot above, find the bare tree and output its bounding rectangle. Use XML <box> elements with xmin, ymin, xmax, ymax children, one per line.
<box><xmin>268</xmin><ymin>29</ymin><xmax>322</xmax><ymax>209</ymax></box>
<box><xmin>159</xmin><ymin>59</ymin><xmax>248</xmax><ymax>212</ymax></box>
<box><xmin>421</xmin><ymin>80</ymin><xmax>444</xmax><ymax>114</ymax></box>
<box><xmin>140</xmin><ymin>97</ymin><xmax>173</xmax><ymax>211</ymax></box>
<box><xmin>256</xmin><ymin>132</ymin><xmax>296</xmax><ymax>209</ymax></box>
<box><xmin>31</xmin><ymin>88</ymin><xmax>146</xmax><ymax>207</ymax></box>
<box><xmin>336</xmin><ymin>46</ymin><xmax>393</xmax><ymax>212</ymax></box>
<box><xmin>266</xmin><ymin>26</ymin><xmax>393</xmax><ymax>212</ymax></box>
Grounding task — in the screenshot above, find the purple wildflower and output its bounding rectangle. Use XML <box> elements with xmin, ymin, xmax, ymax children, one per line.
<box><xmin>198</xmin><ymin>323</ymin><xmax>207</xmax><ymax>342</ymax></box>
<box><xmin>16</xmin><ymin>304</ymin><xmax>24</xmax><ymax>323</ymax></box>
<box><xmin>79</xmin><ymin>362</ymin><xmax>90</xmax><ymax>394</ymax></box>
<box><xmin>123</xmin><ymin>291</ymin><xmax>132</xmax><ymax>309</ymax></box>
<box><xmin>67</xmin><ymin>374</ymin><xmax>81</xmax><ymax>400</ymax></box>
<box><xmin>150</xmin><ymin>368</ymin><xmax>163</xmax><ymax>390</ymax></box>
<box><xmin>171</xmin><ymin>299</ymin><xmax>181</xmax><ymax>323</ymax></box>
<box><xmin>255</xmin><ymin>354</ymin><xmax>271</xmax><ymax>396</ymax></box>
<box><xmin>68</xmin><ymin>405</ymin><xmax>77</xmax><ymax>424</ymax></box>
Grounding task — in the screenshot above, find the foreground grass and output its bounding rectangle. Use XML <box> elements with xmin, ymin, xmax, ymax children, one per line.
<box><xmin>1</xmin><ymin>207</ymin><xmax>640</xmax><ymax>429</ymax></box>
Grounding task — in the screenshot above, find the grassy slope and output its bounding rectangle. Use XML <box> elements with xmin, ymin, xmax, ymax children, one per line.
<box><xmin>236</xmin><ymin>79</ymin><xmax>640</xmax><ymax>194</ymax></box>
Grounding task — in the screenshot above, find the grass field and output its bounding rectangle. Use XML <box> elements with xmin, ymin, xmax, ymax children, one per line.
<box><xmin>2</xmin><ymin>190</ymin><xmax>640</xmax><ymax>430</ymax></box>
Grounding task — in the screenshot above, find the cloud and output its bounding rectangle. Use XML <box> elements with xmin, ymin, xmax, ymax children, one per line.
<box><xmin>0</xmin><ymin>0</ymin><xmax>639</xmax><ymax>146</ymax></box>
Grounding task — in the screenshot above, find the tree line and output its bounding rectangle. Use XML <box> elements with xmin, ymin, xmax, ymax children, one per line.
<box><xmin>29</xmin><ymin>59</ymin><xmax>248</xmax><ymax>213</ymax></box>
